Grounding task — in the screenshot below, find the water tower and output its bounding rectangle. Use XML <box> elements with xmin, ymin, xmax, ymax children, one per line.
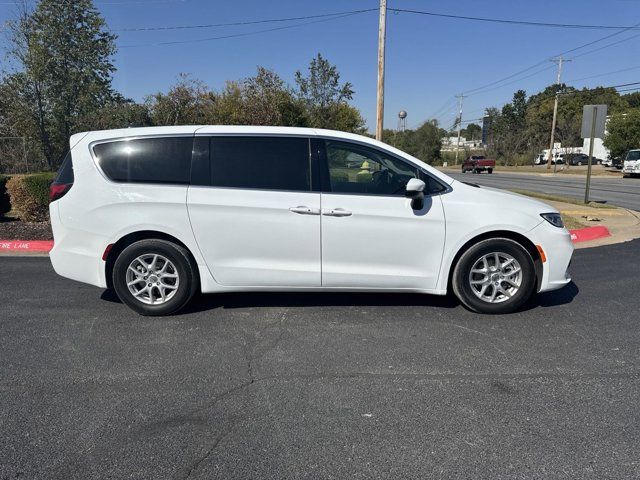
<box><xmin>398</xmin><ymin>110</ymin><xmax>407</xmax><ymax>132</ymax></box>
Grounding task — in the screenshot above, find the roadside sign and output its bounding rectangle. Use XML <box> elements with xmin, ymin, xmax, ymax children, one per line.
<box><xmin>582</xmin><ymin>104</ymin><xmax>607</xmax><ymax>203</ymax></box>
<box><xmin>581</xmin><ymin>104</ymin><xmax>607</xmax><ymax>138</ymax></box>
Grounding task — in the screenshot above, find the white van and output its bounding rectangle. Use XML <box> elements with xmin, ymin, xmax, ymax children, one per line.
<box><xmin>49</xmin><ymin>126</ymin><xmax>573</xmax><ymax>315</ymax></box>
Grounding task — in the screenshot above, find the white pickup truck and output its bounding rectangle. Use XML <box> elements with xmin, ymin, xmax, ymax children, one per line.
<box><xmin>622</xmin><ymin>149</ymin><xmax>640</xmax><ymax>177</ymax></box>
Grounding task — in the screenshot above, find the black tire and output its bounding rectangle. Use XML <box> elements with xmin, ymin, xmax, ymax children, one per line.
<box><xmin>452</xmin><ymin>238</ymin><xmax>536</xmax><ymax>314</ymax></box>
<box><xmin>577</xmin><ymin>161</ymin><xmax>582</xmax><ymax>166</ymax></box>
<box><xmin>487</xmin><ymin>168</ymin><xmax>493</xmax><ymax>174</ymax></box>
<box><xmin>472</xmin><ymin>168</ymin><xmax>478</xmax><ymax>174</ymax></box>
<box><xmin>112</xmin><ymin>239</ymin><xmax>199</xmax><ymax>316</ymax></box>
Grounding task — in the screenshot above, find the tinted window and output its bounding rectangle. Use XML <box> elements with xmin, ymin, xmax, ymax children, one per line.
<box><xmin>210</xmin><ymin>136</ymin><xmax>310</xmax><ymax>191</ymax></box>
<box><xmin>54</xmin><ymin>151</ymin><xmax>74</xmax><ymax>184</ymax></box>
<box><xmin>94</xmin><ymin>137</ymin><xmax>192</xmax><ymax>184</ymax></box>
<box><xmin>325</xmin><ymin>140</ymin><xmax>417</xmax><ymax>196</ymax></box>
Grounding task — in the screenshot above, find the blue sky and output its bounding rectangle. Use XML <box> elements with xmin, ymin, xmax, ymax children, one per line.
<box><xmin>2</xmin><ymin>0</ymin><xmax>640</xmax><ymax>132</ymax></box>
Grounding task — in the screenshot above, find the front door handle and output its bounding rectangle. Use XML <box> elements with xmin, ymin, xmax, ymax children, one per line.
<box><xmin>322</xmin><ymin>208</ymin><xmax>352</xmax><ymax>217</ymax></box>
<box><xmin>289</xmin><ymin>206</ymin><xmax>320</xmax><ymax>215</ymax></box>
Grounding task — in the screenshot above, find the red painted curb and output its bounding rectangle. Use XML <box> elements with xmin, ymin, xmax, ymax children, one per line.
<box><xmin>569</xmin><ymin>226</ymin><xmax>611</xmax><ymax>243</ymax></box>
<box><xmin>0</xmin><ymin>240</ymin><xmax>54</xmax><ymax>252</ymax></box>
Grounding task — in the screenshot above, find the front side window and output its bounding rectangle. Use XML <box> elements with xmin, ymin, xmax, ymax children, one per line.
<box><xmin>210</xmin><ymin>136</ymin><xmax>310</xmax><ymax>191</ymax></box>
<box><xmin>94</xmin><ymin>137</ymin><xmax>192</xmax><ymax>184</ymax></box>
<box><xmin>325</xmin><ymin>140</ymin><xmax>418</xmax><ymax>196</ymax></box>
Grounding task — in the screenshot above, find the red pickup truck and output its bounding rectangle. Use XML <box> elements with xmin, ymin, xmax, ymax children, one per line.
<box><xmin>461</xmin><ymin>155</ymin><xmax>495</xmax><ymax>174</ymax></box>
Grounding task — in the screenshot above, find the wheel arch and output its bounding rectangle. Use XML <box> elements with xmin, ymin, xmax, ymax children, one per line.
<box><xmin>104</xmin><ymin>230</ymin><xmax>200</xmax><ymax>289</ymax></box>
<box><xmin>445</xmin><ymin>230</ymin><xmax>543</xmax><ymax>294</ymax></box>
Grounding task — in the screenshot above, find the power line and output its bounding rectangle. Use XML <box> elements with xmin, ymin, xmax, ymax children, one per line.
<box><xmin>566</xmin><ymin>64</ymin><xmax>640</xmax><ymax>83</ymax></box>
<box><xmin>119</xmin><ymin>11</ymin><xmax>371</xmax><ymax>48</ymax></box>
<box><xmin>557</xmin><ymin>81</ymin><xmax>640</xmax><ymax>95</ymax></box>
<box><xmin>569</xmin><ymin>31</ymin><xmax>640</xmax><ymax>59</ymax></box>
<box><xmin>466</xmin><ymin>64</ymin><xmax>556</xmax><ymax>97</ymax></box>
<box><xmin>387</xmin><ymin>7</ymin><xmax>640</xmax><ymax>30</ymax></box>
<box><xmin>460</xmin><ymin>19</ymin><xmax>640</xmax><ymax>97</ymax></box>
<box><xmin>114</xmin><ymin>8</ymin><xmax>378</xmax><ymax>32</ymax></box>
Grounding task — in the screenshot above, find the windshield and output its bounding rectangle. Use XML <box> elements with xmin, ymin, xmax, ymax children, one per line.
<box><xmin>626</xmin><ymin>150</ymin><xmax>640</xmax><ymax>161</ymax></box>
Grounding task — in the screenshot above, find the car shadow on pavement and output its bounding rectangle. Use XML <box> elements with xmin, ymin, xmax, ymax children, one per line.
<box><xmin>100</xmin><ymin>282</ymin><xmax>578</xmax><ymax>314</ymax></box>
<box><xmin>182</xmin><ymin>291</ymin><xmax>462</xmax><ymax>313</ymax></box>
<box><xmin>522</xmin><ymin>281</ymin><xmax>579</xmax><ymax>310</ymax></box>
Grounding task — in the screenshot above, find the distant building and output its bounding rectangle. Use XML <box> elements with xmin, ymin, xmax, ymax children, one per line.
<box><xmin>441</xmin><ymin>136</ymin><xmax>483</xmax><ymax>151</ymax></box>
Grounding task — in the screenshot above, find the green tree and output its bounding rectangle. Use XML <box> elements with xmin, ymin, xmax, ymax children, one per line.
<box><xmin>487</xmin><ymin>90</ymin><xmax>529</xmax><ymax>165</ymax></box>
<box><xmin>83</xmin><ymin>98</ymin><xmax>152</xmax><ymax>131</ymax></box>
<box><xmin>240</xmin><ymin>67</ymin><xmax>307</xmax><ymax>126</ymax></box>
<box><xmin>604</xmin><ymin>109</ymin><xmax>640</xmax><ymax>158</ymax></box>
<box><xmin>462</xmin><ymin>123</ymin><xmax>481</xmax><ymax>140</ymax></box>
<box><xmin>146</xmin><ymin>74</ymin><xmax>216</xmax><ymax>126</ymax></box>
<box><xmin>295</xmin><ymin>53</ymin><xmax>364</xmax><ymax>132</ymax></box>
<box><xmin>383</xmin><ymin>120</ymin><xmax>442</xmax><ymax>164</ymax></box>
<box><xmin>2</xmin><ymin>0</ymin><xmax>117</xmax><ymax>169</ymax></box>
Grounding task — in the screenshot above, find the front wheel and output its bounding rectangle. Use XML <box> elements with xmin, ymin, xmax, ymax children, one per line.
<box><xmin>452</xmin><ymin>238</ymin><xmax>536</xmax><ymax>314</ymax></box>
<box><xmin>113</xmin><ymin>239</ymin><xmax>199</xmax><ymax>316</ymax></box>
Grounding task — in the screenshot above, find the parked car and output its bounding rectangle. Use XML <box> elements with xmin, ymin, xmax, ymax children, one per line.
<box><xmin>601</xmin><ymin>156</ymin><xmax>612</xmax><ymax>167</ymax></box>
<box><xmin>461</xmin><ymin>155</ymin><xmax>495</xmax><ymax>174</ymax></box>
<box><xmin>554</xmin><ymin>153</ymin><xmax>565</xmax><ymax>165</ymax></box>
<box><xmin>49</xmin><ymin>126</ymin><xmax>574</xmax><ymax>316</ymax></box>
<box><xmin>622</xmin><ymin>149</ymin><xmax>640</xmax><ymax>177</ymax></box>
<box><xmin>612</xmin><ymin>156</ymin><xmax>624</xmax><ymax>169</ymax></box>
<box><xmin>534</xmin><ymin>154</ymin><xmax>546</xmax><ymax>165</ymax></box>
<box><xmin>565</xmin><ymin>153</ymin><xmax>595</xmax><ymax>166</ymax></box>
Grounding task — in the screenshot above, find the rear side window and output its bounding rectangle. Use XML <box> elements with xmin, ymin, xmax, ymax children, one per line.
<box><xmin>210</xmin><ymin>136</ymin><xmax>310</xmax><ymax>191</ymax></box>
<box><xmin>54</xmin><ymin>151</ymin><xmax>74</xmax><ymax>184</ymax></box>
<box><xmin>94</xmin><ymin>137</ymin><xmax>192</xmax><ymax>184</ymax></box>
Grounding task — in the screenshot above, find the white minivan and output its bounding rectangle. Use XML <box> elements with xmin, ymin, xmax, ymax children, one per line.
<box><xmin>49</xmin><ymin>126</ymin><xmax>574</xmax><ymax>315</ymax></box>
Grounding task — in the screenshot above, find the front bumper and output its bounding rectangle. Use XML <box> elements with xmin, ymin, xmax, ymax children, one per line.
<box><xmin>527</xmin><ymin>220</ymin><xmax>574</xmax><ymax>293</ymax></box>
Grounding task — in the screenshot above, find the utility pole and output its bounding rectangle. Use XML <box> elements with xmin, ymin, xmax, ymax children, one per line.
<box><xmin>375</xmin><ymin>0</ymin><xmax>387</xmax><ymax>141</ymax></box>
<box><xmin>455</xmin><ymin>94</ymin><xmax>465</xmax><ymax>165</ymax></box>
<box><xmin>546</xmin><ymin>56</ymin><xmax>570</xmax><ymax>171</ymax></box>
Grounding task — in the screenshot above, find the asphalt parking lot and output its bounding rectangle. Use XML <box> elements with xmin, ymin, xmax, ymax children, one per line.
<box><xmin>2</xmin><ymin>240</ymin><xmax>640</xmax><ymax>479</ymax></box>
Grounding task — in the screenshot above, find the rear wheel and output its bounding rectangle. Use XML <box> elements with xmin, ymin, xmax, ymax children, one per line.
<box><xmin>452</xmin><ymin>238</ymin><xmax>536</xmax><ymax>314</ymax></box>
<box><xmin>487</xmin><ymin>168</ymin><xmax>493</xmax><ymax>174</ymax></box>
<box><xmin>113</xmin><ymin>239</ymin><xmax>198</xmax><ymax>316</ymax></box>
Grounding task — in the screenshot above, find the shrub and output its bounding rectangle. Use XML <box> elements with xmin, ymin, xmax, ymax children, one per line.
<box><xmin>6</xmin><ymin>173</ymin><xmax>56</xmax><ymax>222</ymax></box>
<box><xmin>0</xmin><ymin>175</ymin><xmax>10</xmax><ymax>217</ymax></box>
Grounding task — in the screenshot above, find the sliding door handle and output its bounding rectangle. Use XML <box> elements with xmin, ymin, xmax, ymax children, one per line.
<box><xmin>322</xmin><ymin>208</ymin><xmax>352</xmax><ymax>217</ymax></box>
<box><xmin>289</xmin><ymin>206</ymin><xmax>320</xmax><ymax>215</ymax></box>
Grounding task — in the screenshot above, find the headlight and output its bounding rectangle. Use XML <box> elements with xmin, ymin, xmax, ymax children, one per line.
<box><xmin>541</xmin><ymin>212</ymin><xmax>564</xmax><ymax>228</ymax></box>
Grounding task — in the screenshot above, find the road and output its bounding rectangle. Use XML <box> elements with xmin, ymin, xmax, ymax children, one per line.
<box><xmin>447</xmin><ymin>171</ymin><xmax>640</xmax><ymax>210</ymax></box>
<box><xmin>2</xmin><ymin>242</ymin><xmax>640</xmax><ymax>479</ymax></box>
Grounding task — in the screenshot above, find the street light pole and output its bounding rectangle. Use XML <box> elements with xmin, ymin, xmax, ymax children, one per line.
<box><xmin>375</xmin><ymin>0</ymin><xmax>387</xmax><ymax>141</ymax></box>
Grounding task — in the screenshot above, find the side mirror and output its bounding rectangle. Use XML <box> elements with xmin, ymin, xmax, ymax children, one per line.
<box><xmin>405</xmin><ymin>178</ymin><xmax>426</xmax><ymax>210</ymax></box>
